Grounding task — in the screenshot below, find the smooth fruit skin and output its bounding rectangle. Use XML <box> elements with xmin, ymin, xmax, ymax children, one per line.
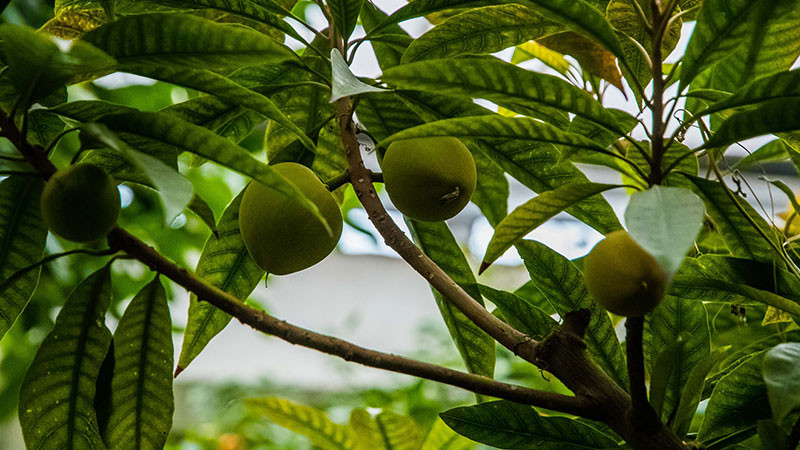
<box><xmin>40</xmin><ymin>163</ymin><xmax>121</xmax><ymax>242</ymax></box>
<box><xmin>583</xmin><ymin>230</ymin><xmax>668</xmax><ymax>317</ymax></box>
<box><xmin>382</xmin><ymin>137</ymin><xmax>477</xmax><ymax>222</ymax></box>
<box><xmin>238</xmin><ymin>163</ymin><xmax>343</xmax><ymax>275</ymax></box>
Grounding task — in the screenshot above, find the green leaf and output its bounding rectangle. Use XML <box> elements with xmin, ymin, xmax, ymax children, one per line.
<box><xmin>516</xmin><ymin>240</ymin><xmax>628</xmax><ymax>387</ymax></box>
<box><xmin>698</xmin><ymin>350</ymin><xmax>771</xmax><ymax>445</ymax></box>
<box><xmin>177</xmin><ymin>191</ymin><xmax>264</xmax><ymax>373</ymax></box>
<box><xmin>187</xmin><ymin>194</ymin><xmax>218</xmax><ymax>235</ymax></box>
<box><xmin>511</xmin><ymin>41</ymin><xmax>570</xmax><ymax>74</ymax></box>
<box><xmin>164</xmin><ymin>95</ymin><xmax>265</xmax><ymax>144</ymax></box>
<box><xmin>361</xmin><ymin>1</ymin><xmax>411</xmax><ymax>69</ymax></box>
<box><xmin>643</xmin><ymin>296</ymin><xmax>710</xmax><ymax>424</ymax></box>
<box><xmin>247</xmin><ymin>397</ymin><xmax>355</xmax><ymax>450</ymax></box>
<box><xmin>471</xmin><ymin>147</ymin><xmax>509</xmax><ymax>228</ymax></box>
<box><xmin>440</xmin><ymin>400</ymin><xmax>619</xmax><ymax>449</ymax></box>
<box><xmin>80</xmin><ymin>12</ymin><xmax>297</xmax><ymax>70</ymax></box>
<box><xmin>729</xmin><ymin>139</ymin><xmax>790</xmax><ymax>172</ymax></box>
<box><xmin>482</xmin><ymin>183</ymin><xmax>620</xmax><ymax>270</ymax></box>
<box><xmin>763</xmin><ymin>343</ymin><xmax>800</xmax><ymax>430</ymax></box>
<box><xmin>328</xmin><ymin>0</ymin><xmax>364</xmax><ymax>40</ymax></box>
<box><xmin>331</xmin><ymin>49</ymin><xmax>386</xmax><ymax>101</ymax></box>
<box><xmin>683</xmin><ymin>175</ymin><xmax>780</xmax><ymax>262</ymax></box>
<box><xmin>407</xmin><ymin>220</ymin><xmax>496</xmax><ymax>381</ymax></box>
<box><xmin>679</xmin><ymin>0</ymin><xmax>770</xmax><ymax>91</ymax></box>
<box><xmin>672</xmin><ymin>349</ymin><xmax>726</xmax><ymax>439</ymax></box>
<box><xmin>538</xmin><ymin>32</ymin><xmax>624</xmax><ymax>91</ymax></box>
<box><xmin>0</xmin><ymin>176</ymin><xmax>47</xmax><ymax>339</ymax></box>
<box><xmin>401</xmin><ymin>4</ymin><xmax>561</xmax><ymax>63</ymax></box>
<box><xmin>105</xmin><ymin>278</ymin><xmax>174</xmax><ymax>449</ymax></box>
<box><xmin>0</xmin><ymin>24</ymin><xmax>115</xmax><ymax>101</ymax></box>
<box><xmin>421</xmin><ymin>418</ymin><xmax>475</xmax><ymax>450</ymax></box>
<box><xmin>19</xmin><ymin>267</ymin><xmax>113</xmax><ymax>450</ymax></box>
<box><xmin>348</xmin><ymin>409</ymin><xmax>424</xmax><ymax>450</ymax></box>
<box><xmin>81</xmin><ymin>123</ymin><xmax>194</xmax><ymax>224</ymax></box>
<box><xmin>478</xmin><ymin>284</ymin><xmax>557</xmax><ymax>339</ymax></box>
<box><xmin>48</xmin><ymin>101</ymin><xmax>329</xmax><ymax>233</ymax></box>
<box><xmin>381</xmin><ymin>58</ymin><xmax>627</xmax><ymax>134</ymax></box>
<box><xmin>702</xmin><ymin>99</ymin><xmax>800</xmax><ymax>149</ymax></box>
<box><xmin>625</xmin><ymin>186</ymin><xmax>705</xmax><ymax>274</ymax></box>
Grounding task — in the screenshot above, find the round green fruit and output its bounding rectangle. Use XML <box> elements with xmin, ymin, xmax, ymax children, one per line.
<box><xmin>583</xmin><ymin>230</ymin><xmax>668</xmax><ymax>317</ymax></box>
<box><xmin>381</xmin><ymin>137</ymin><xmax>477</xmax><ymax>222</ymax></box>
<box><xmin>238</xmin><ymin>162</ymin><xmax>343</xmax><ymax>275</ymax></box>
<box><xmin>40</xmin><ymin>163</ymin><xmax>121</xmax><ymax>242</ymax></box>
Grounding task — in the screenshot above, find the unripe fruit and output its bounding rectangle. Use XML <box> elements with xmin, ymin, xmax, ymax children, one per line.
<box><xmin>40</xmin><ymin>163</ymin><xmax>121</xmax><ymax>242</ymax></box>
<box><xmin>382</xmin><ymin>137</ymin><xmax>477</xmax><ymax>222</ymax></box>
<box><xmin>238</xmin><ymin>163</ymin><xmax>343</xmax><ymax>275</ymax></box>
<box><xmin>583</xmin><ymin>230</ymin><xmax>668</xmax><ymax>317</ymax></box>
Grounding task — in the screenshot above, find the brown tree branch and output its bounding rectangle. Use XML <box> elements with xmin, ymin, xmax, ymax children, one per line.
<box><xmin>0</xmin><ymin>110</ymin><xmax>593</xmax><ymax>418</ymax></box>
<box><xmin>626</xmin><ymin>316</ymin><xmax>661</xmax><ymax>432</ymax></box>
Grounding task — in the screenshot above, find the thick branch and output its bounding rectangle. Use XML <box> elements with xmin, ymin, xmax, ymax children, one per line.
<box><xmin>626</xmin><ymin>316</ymin><xmax>661</xmax><ymax>431</ymax></box>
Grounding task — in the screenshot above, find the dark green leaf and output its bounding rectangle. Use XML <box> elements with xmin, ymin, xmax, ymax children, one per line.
<box><xmin>188</xmin><ymin>194</ymin><xmax>218</xmax><ymax>236</ymax></box>
<box><xmin>479</xmin><ymin>284</ymin><xmax>557</xmax><ymax>339</ymax></box>
<box><xmin>0</xmin><ymin>176</ymin><xmax>47</xmax><ymax>339</ymax></box>
<box><xmin>360</xmin><ymin>1</ymin><xmax>411</xmax><ymax>69</ymax></box>
<box><xmin>703</xmin><ymin>99</ymin><xmax>800</xmax><ymax>149</ymax></box>
<box><xmin>407</xmin><ymin>220</ymin><xmax>495</xmax><ymax>381</ymax></box>
<box><xmin>328</xmin><ymin>0</ymin><xmax>364</xmax><ymax>40</ymax></box>
<box><xmin>177</xmin><ymin>191</ymin><xmax>264</xmax><ymax>373</ymax></box>
<box><xmin>440</xmin><ymin>400</ymin><xmax>618</xmax><ymax>449</ymax></box>
<box><xmin>762</xmin><ymin>343</ymin><xmax>800</xmax><ymax>429</ymax></box>
<box><xmin>105</xmin><ymin>278</ymin><xmax>174</xmax><ymax>449</ymax></box>
<box><xmin>672</xmin><ymin>349</ymin><xmax>726</xmax><ymax>438</ymax></box>
<box><xmin>516</xmin><ymin>240</ymin><xmax>628</xmax><ymax>387</ymax></box>
<box><xmin>19</xmin><ymin>267</ymin><xmax>113</xmax><ymax>449</ymax></box>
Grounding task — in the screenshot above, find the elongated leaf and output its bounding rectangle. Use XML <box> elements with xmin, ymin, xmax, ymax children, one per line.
<box><xmin>0</xmin><ymin>24</ymin><xmax>115</xmax><ymax>101</ymax></box>
<box><xmin>105</xmin><ymin>278</ymin><xmax>173</xmax><ymax>449</ymax></box>
<box><xmin>331</xmin><ymin>49</ymin><xmax>386</xmax><ymax>101</ymax></box>
<box><xmin>683</xmin><ymin>175</ymin><xmax>779</xmax><ymax>262</ymax></box>
<box><xmin>381</xmin><ymin>58</ymin><xmax>626</xmax><ymax>134</ymax></box>
<box><xmin>19</xmin><ymin>267</ymin><xmax>112</xmax><ymax>450</ymax></box>
<box><xmin>441</xmin><ymin>400</ymin><xmax>618</xmax><ymax>449</ymax></box>
<box><xmin>538</xmin><ymin>32</ymin><xmax>624</xmax><ymax>91</ymax></box>
<box><xmin>0</xmin><ymin>176</ymin><xmax>47</xmax><ymax>339</ymax></box>
<box><xmin>247</xmin><ymin>397</ymin><xmax>355</xmax><ymax>450</ymax></box>
<box><xmin>402</xmin><ymin>4</ymin><xmax>561</xmax><ymax>63</ymax></box>
<box><xmin>482</xmin><ymin>183</ymin><xmax>620</xmax><ymax>269</ymax></box>
<box><xmin>516</xmin><ymin>240</ymin><xmax>628</xmax><ymax>387</ymax></box>
<box><xmin>679</xmin><ymin>0</ymin><xmax>769</xmax><ymax>91</ymax></box>
<box><xmin>643</xmin><ymin>296</ymin><xmax>710</xmax><ymax>424</ymax></box>
<box><xmin>698</xmin><ymin>350</ymin><xmax>771</xmax><ymax>445</ymax></box>
<box><xmin>625</xmin><ymin>186</ymin><xmax>705</xmax><ymax>274</ymax></box>
<box><xmin>48</xmin><ymin>101</ymin><xmax>329</xmax><ymax>232</ymax></box>
<box><xmin>763</xmin><ymin>343</ymin><xmax>800</xmax><ymax>430</ymax></box>
<box><xmin>329</xmin><ymin>0</ymin><xmax>364</xmax><ymax>40</ymax></box>
<box><xmin>349</xmin><ymin>409</ymin><xmax>424</xmax><ymax>450</ymax></box>
<box><xmin>164</xmin><ymin>96</ymin><xmax>264</xmax><ymax>143</ymax></box>
<box><xmin>511</xmin><ymin>41</ymin><xmax>570</xmax><ymax>74</ymax></box>
<box><xmin>672</xmin><ymin>349</ymin><xmax>726</xmax><ymax>438</ymax></box>
<box><xmin>407</xmin><ymin>220</ymin><xmax>495</xmax><ymax>381</ymax></box>
<box><xmin>703</xmin><ymin>99</ymin><xmax>800</xmax><ymax>149</ymax></box>
<box><xmin>80</xmin><ymin>13</ymin><xmax>297</xmax><ymax>71</ymax></box>
<box><xmin>421</xmin><ymin>418</ymin><xmax>475</xmax><ymax>450</ymax></box>
<box><xmin>177</xmin><ymin>191</ymin><xmax>264</xmax><ymax>373</ymax></box>
<box><xmin>479</xmin><ymin>285</ymin><xmax>556</xmax><ymax>339</ymax></box>
<box><xmin>361</xmin><ymin>1</ymin><xmax>410</xmax><ymax>69</ymax></box>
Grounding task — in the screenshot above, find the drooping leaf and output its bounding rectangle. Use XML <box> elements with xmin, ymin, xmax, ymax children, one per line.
<box><xmin>420</xmin><ymin>418</ymin><xmax>475</xmax><ymax>450</ymax></box>
<box><xmin>177</xmin><ymin>191</ymin><xmax>264</xmax><ymax>373</ymax></box>
<box><xmin>625</xmin><ymin>185</ymin><xmax>705</xmax><ymax>274</ymax></box>
<box><xmin>247</xmin><ymin>397</ymin><xmax>355</xmax><ymax>450</ymax></box>
<box><xmin>762</xmin><ymin>343</ymin><xmax>800</xmax><ymax>430</ymax></box>
<box><xmin>672</xmin><ymin>349</ymin><xmax>726</xmax><ymax>439</ymax></box>
<box><xmin>516</xmin><ymin>240</ymin><xmax>628</xmax><ymax>387</ymax></box>
<box><xmin>407</xmin><ymin>220</ymin><xmax>496</xmax><ymax>382</ymax></box>
<box><xmin>511</xmin><ymin>41</ymin><xmax>570</xmax><ymax>74</ymax></box>
<box><xmin>48</xmin><ymin>101</ymin><xmax>329</xmax><ymax>231</ymax></box>
<box><xmin>381</xmin><ymin>58</ymin><xmax>627</xmax><ymax>134</ymax></box>
<box><xmin>105</xmin><ymin>278</ymin><xmax>174</xmax><ymax>449</ymax></box>
<box><xmin>164</xmin><ymin>95</ymin><xmax>264</xmax><ymax>144</ymax></box>
<box><xmin>18</xmin><ymin>267</ymin><xmax>113</xmax><ymax>450</ymax></box>
<box><xmin>401</xmin><ymin>4</ymin><xmax>562</xmax><ymax>63</ymax></box>
<box><xmin>478</xmin><ymin>285</ymin><xmax>557</xmax><ymax>340</ymax></box>
<box><xmin>330</xmin><ymin>49</ymin><xmax>386</xmax><ymax>101</ymax></box>
<box><xmin>698</xmin><ymin>350</ymin><xmax>771</xmax><ymax>446</ymax></box>
<box><xmin>482</xmin><ymin>183</ymin><xmax>621</xmax><ymax>269</ymax></box>
<box><xmin>0</xmin><ymin>176</ymin><xmax>47</xmax><ymax>339</ymax></box>
<box><xmin>440</xmin><ymin>400</ymin><xmax>619</xmax><ymax>449</ymax></box>
<box><xmin>644</xmin><ymin>296</ymin><xmax>710</xmax><ymax>424</ymax></box>
<box><xmin>328</xmin><ymin>0</ymin><xmax>364</xmax><ymax>40</ymax></box>
<box><xmin>702</xmin><ymin>99</ymin><xmax>800</xmax><ymax>149</ymax></box>
<box><xmin>361</xmin><ymin>1</ymin><xmax>411</xmax><ymax>69</ymax></box>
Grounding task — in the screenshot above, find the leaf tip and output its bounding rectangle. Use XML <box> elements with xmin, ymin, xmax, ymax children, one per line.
<box><xmin>478</xmin><ymin>261</ymin><xmax>491</xmax><ymax>275</ymax></box>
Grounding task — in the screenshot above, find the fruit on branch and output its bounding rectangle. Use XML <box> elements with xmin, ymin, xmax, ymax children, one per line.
<box><xmin>583</xmin><ymin>230</ymin><xmax>668</xmax><ymax>317</ymax></box>
<box><xmin>238</xmin><ymin>162</ymin><xmax>343</xmax><ymax>275</ymax></box>
<box><xmin>40</xmin><ymin>163</ymin><xmax>121</xmax><ymax>242</ymax></box>
<box><xmin>381</xmin><ymin>137</ymin><xmax>477</xmax><ymax>222</ymax></box>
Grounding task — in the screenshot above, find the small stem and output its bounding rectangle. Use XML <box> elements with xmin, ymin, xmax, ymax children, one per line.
<box><xmin>626</xmin><ymin>316</ymin><xmax>661</xmax><ymax>431</ymax></box>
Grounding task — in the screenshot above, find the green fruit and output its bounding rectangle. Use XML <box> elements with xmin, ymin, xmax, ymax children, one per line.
<box><xmin>239</xmin><ymin>163</ymin><xmax>343</xmax><ymax>275</ymax></box>
<box><xmin>583</xmin><ymin>230</ymin><xmax>668</xmax><ymax>317</ymax></box>
<box><xmin>40</xmin><ymin>163</ymin><xmax>121</xmax><ymax>242</ymax></box>
<box><xmin>382</xmin><ymin>137</ymin><xmax>477</xmax><ymax>222</ymax></box>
